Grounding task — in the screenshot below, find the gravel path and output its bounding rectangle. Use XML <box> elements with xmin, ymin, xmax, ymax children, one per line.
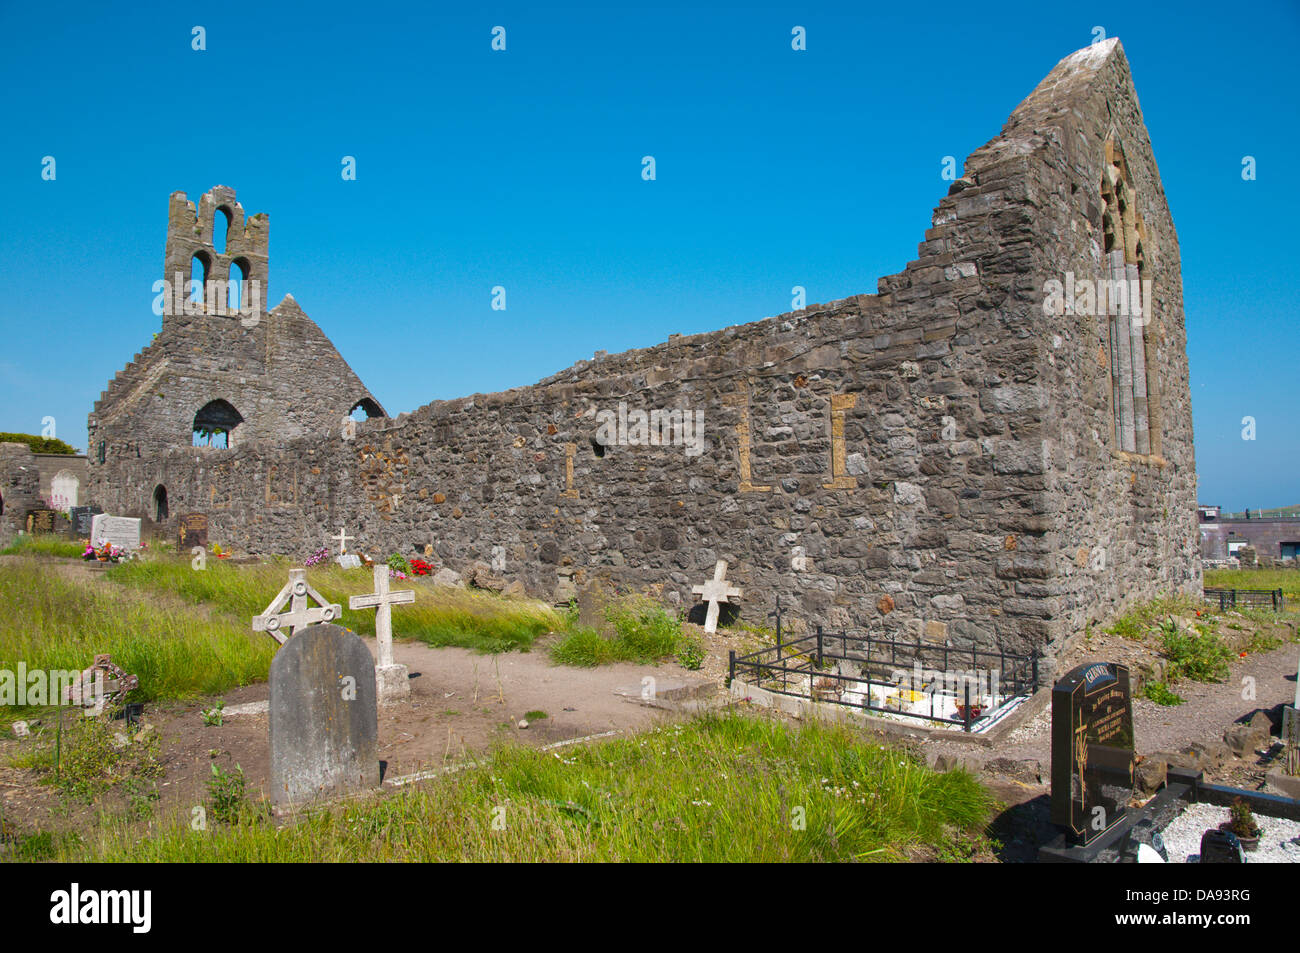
<box><xmin>1160</xmin><ymin>802</ymin><xmax>1300</xmax><ymax>863</ymax></box>
<box><xmin>923</xmin><ymin>637</ymin><xmax>1299</xmax><ymax>774</ymax></box>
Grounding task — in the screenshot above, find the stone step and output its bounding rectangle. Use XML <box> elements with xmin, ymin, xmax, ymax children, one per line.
<box><xmin>613</xmin><ymin>678</ymin><xmax>719</xmax><ymax>711</ymax></box>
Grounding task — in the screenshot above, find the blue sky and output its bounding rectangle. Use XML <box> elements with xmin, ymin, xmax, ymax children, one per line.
<box><xmin>0</xmin><ymin>0</ymin><xmax>1296</xmax><ymax>511</ymax></box>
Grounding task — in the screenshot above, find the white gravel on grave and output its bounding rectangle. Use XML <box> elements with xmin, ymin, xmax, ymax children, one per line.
<box><xmin>1159</xmin><ymin>802</ymin><xmax>1300</xmax><ymax>863</ymax></box>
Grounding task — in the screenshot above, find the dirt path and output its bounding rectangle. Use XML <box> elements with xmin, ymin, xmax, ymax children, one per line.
<box><xmin>0</xmin><ymin>634</ymin><xmax>715</xmax><ymax>832</ymax></box>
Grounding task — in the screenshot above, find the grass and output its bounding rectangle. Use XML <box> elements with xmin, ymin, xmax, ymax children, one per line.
<box><xmin>1204</xmin><ymin>567</ymin><xmax>1300</xmax><ymax>605</ymax></box>
<box><xmin>1139</xmin><ymin>681</ymin><xmax>1184</xmax><ymax>706</ymax></box>
<box><xmin>35</xmin><ymin>713</ymin><xmax>995</xmax><ymax>862</ymax></box>
<box><xmin>9</xmin><ymin>710</ymin><xmax>163</xmax><ymax>806</ymax></box>
<box><xmin>0</xmin><ymin>562</ymin><xmax>276</xmax><ymax>729</ymax></box>
<box><xmin>0</xmin><ymin>536</ymin><xmax>85</xmax><ymax>558</ymax></box>
<box><xmin>106</xmin><ymin>558</ymin><xmax>564</xmax><ymax>653</ymax></box>
<box><xmin>550</xmin><ymin>597</ymin><xmax>702</xmax><ymax>667</ymax></box>
<box><xmin>1104</xmin><ymin>594</ymin><xmax>1202</xmax><ymax>639</ymax></box>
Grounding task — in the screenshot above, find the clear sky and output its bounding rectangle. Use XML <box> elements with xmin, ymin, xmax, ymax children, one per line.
<box><xmin>0</xmin><ymin>0</ymin><xmax>1296</xmax><ymax>511</ymax></box>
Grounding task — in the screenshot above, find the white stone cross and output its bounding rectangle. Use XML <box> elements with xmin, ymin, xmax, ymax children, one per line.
<box><xmin>349</xmin><ymin>564</ymin><xmax>416</xmax><ymax>703</ymax></box>
<box><xmin>692</xmin><ymin>559</ymin><xmax>742</xmax><ymax>634</ymax></box>
<box><xmin>331</xmin><ymin>526</ymin><xmax>354</xmax><ymax>555</ymax></box>
<box><xmin>252</xmin><ymin>569</ymin><xmax>342</xmax><ymax>645</ymax></box>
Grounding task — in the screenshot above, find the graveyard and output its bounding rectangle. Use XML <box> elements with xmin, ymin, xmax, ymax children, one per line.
<box><xmin>0</xmin><ymin>2</ymin><xmax>1296</xmax><ymax>895</ymax></box>
<box><xmin>0</xmin><ymin>529</ymin><xmax>1298</xmax><ymax>863</ymax></box>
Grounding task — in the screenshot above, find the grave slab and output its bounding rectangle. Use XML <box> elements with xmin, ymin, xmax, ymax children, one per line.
<box><xmin>269</xmin><ymin>623</ymin><xmax>379</xmax><ymax>808</ymax></box>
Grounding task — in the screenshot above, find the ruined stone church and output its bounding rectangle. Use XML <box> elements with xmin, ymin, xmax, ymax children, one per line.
<box><xmin>86</xmin><ymin>39</ymin><xmax>1199</xmax><ymax>672</ymax></box>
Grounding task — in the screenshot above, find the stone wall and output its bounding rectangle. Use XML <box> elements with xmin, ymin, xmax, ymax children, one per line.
<box><xmin>86</xmin><ymin>187</ymin><xmax>387</xmax><ymax>521</ymax></box>
<box><xmin>86</xmin><ymin>39</ymin><xmax>1201</xmax><ymax>674</ymax></box>
<box><xmin>0</xmin><ymin>443</ymin><xmax>44</xmax><ymax>543</ymax></box>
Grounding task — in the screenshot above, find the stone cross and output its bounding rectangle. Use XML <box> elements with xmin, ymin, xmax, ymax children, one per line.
<box><xmin>331</xmin><ymin>526</ymin><xmax>354</xmax><ymax>555</ymax></box>
<box><xmin>61</xmin><ymin>654</ymin><xmax>139</xmax><ymax>716</ymax></box>
<box><xmin>252</xmin><ymin>569</ymin><xmax>343</xmax><ymax>644</ymax></box>
<box><xmin>692</xmin><ymin>559</ymin><xmax>742</xmax><ymax>634</ymax></box>
<box><xmin>348</xmin><ymin>564</ymin><xmax>415</xmax><ymax>703</ymax></box>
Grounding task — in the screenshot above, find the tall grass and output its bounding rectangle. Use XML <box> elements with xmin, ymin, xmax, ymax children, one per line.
<box><xmin>107</xmin><ymin>559</ymin><xmax>563</xmax><ymax>653</ymax></box>
<box><xmin>1204</xmin><ymin>567</ymin><xmax>1300</xmax><ymax>603</ymax></box>
<box><xmin>550</xmin><ymin>597</ymin><xmax>701</xmax><ymax>667</ymax></box>
<box><xmin>48</xmin><ymin>713</ymin><xmax>994</xmax><ymax>862</ymax></box>
<box><xmin>0</xmin><ymin>563</ymin><xmax>275</xmax><ymax>727</ymax></box>
<box><xmin>0</xmin><ymin>536</ymin><xmax>85</xmax><ymax>558</ymax></box>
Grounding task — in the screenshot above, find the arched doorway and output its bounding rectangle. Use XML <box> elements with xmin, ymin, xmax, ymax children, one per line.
<box><xmin>153</xmin><ymin>485</ymin><xmax>169</xmax><ymax>523</ymax></box>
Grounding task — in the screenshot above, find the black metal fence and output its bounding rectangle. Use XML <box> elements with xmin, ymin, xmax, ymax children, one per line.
<box><xmin>728</xmin><ymin>616</ymin><xmax>1038</xmax><ymax>732</ymax></box>
<box><xmin>1203</xmin><ymin>588</ymin><xmax>1286</xmax><ymax>611</ymax></box>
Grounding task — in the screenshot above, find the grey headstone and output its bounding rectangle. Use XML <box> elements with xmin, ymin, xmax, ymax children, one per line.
<box><xmin>269</xmin><ymin>623</ymin><xmax>379</xmax><ymax>808</ymax></box>
<box><xmin>89</xmin><ymin>514</ymin><xmax>141</xmax><ymax>551</ymax></box>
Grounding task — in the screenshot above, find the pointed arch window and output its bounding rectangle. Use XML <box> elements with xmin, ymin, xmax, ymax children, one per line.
<box><xmin>193</xmin><ymin>399</ymin><xmax>244</xmax><ymax>448</ymax></box>
<box><xmin>1100</xmin><ymin>140</ymin><xmax>1159</xmax><ymax>457</ymax></box>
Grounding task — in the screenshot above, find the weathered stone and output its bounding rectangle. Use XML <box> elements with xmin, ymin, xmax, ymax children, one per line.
<box><xmin>269</xmin><ymin>623</ymin><xmax>379</xmax><ymax>808</ymax></box>
<box><xmin>1134</xmin><ymin>756</ymin><xmax>1167</xmax><ymax>796</ymax></box>
<box><xmin>432</xmin><ymin>567</ymin><xmax>464</xmax><ymax>588</ymax></box>
<box><xmin>75</xmin><ymin>40</ymin><xmax>1198</xmax><ymax>669</ymax></box>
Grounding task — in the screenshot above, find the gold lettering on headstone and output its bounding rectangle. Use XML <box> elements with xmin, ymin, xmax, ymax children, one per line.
<box><xmin>562</xmin><ymin>443</ymin><xmax>578</xmax><ymax>499</ymax></box>
<box><xmin>823</xmin><ymin>392</ymin><xmax>858</xmax><ymax>490</ymax></box>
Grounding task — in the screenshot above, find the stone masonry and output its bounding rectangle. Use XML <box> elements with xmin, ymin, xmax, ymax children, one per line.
<box><xmin>86</xmin><ymin>40</ymin><xmax>1200</xmax><ymax>674</ymax></box>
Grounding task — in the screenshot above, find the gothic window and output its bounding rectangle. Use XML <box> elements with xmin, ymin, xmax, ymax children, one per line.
<box><xmin>1100</xmin><ymin>140</ymin><xmax>1157</xmax><ymax>456</ymax></box>
<box><xmin>228</xmin><ymin>259</ymin><xmax>247</xmax><ymax>313</ymax></box>
<box><xmin>190</xmin><ymin>252</ymin><xmax>210</xmax><ymax>307</ymax></box>
<box><xmin>153</xmin><ymin>484</ymin><xmax>169</xmax><ymax>522</ymax></box>
<box><xmin>213</xmin><ymin>206</ymin><xmax>231</xmax><ymax>254</ymax></box>
<box><xmin>193</xmin><ymin>399</ymin><xmax>244</xmax><ymax>449</ymax></box>
<box><xmin>347</xmin><ymin>398</ymin><xmax>385</xmax><ymax>422</ymax></box>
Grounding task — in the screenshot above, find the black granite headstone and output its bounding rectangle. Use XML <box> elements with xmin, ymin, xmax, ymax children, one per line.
<box><xmin>177</xmin><ymin>512</ymin><xmax>209</xmax><ymax>551</ymax></box>
<box><xmin>25</xmin><ymin>509</ymin><xmax>56</xmax><ymax>535</ymax></box>
<box><xmin>1199</xmin><ymin>829</ymin><xmax>1245</xmax><ymax>863</ymax></box>
<box><xmin>70</xmin><ymin>505</ymin><xmax>102</xmax><ymax>537</ymax></box>
<box><xmin>1051</xmin><ymin>661</ymin><xmax>1136</xmax><ymax>845</ymax></box>
<box><xmin>269</xmin><ymin>623</ymin><xmax>379</xmax><ymax>808</ymax></box>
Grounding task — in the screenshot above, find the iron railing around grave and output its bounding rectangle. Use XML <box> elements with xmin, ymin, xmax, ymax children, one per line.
<box><xmin>1202</xmin><ymin>588</ymin><xmax>1286</xmax><ymax>611</ymax></box>
<box><xmin>728</xmin><ymin>603</ymin><xmax>1039</xmax><ymax>732</ymax></box>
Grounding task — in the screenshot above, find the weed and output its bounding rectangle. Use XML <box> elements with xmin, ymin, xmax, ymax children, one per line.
<box><xmin>207</xmin><ymin>763</ymin><xmax>246</xmax><ymax>825</ymax></box>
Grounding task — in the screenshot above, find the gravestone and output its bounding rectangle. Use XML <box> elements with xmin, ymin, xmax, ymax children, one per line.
<box><xmin>25</xmin><ymin>509</ymin><xmax>57</xmax><ymax>535</ymax></box>
<box><xmin>60</xmin><ymin>654</ymin><xmax>139</xmax><ymax>716</ymax></box>
<box><xmin>691</xmin><ymin>559</ymin><xmax>742</xmax><ymax>634</ymax></box>
<box><xmin>348</xmin><ymin>564</ymin><xmax>415</xmax><ymax>704</ymax></box>
<box><xmin>335</xmin><ymin>553</ymin><xmax>362</xmax><ymax>570</ymax></box>
<box><xmin>269</xmin><ymin>623</ymin><xmax>379</xmax><ymax>808</ymax></box>
<box><xmin>252</xmin><ymin>568</ymin><xmax>342</xmax><ymax>644</ymax></box>
<box><xmin>177</xmin><ymin>512</ymin><xmax>209</xmax><ymax>550</ymax></box>
<box><xmin>89</xmin><ymin>514</ymin><xmax>141</xmax><ymax>551</ymax></box>
<box><xmin>1050</xmin><ymin>661</ymin><xmax>1135</xmax><ymax>845</ymax></box>
<box><xmin>70</xmin><ymin>505</ymin><xmax>102</xmax><ymax>537</ymax></box>
<box><xmin>1199</xmin><ymin>829</ymin><xmax>1245</xmax><ymax>863</ymax></box>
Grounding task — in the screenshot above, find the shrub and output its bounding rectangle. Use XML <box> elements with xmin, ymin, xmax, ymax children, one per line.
<box><xmin>207</xmin><ymin>763</ymin><xmax>246</xmax><ymax>825</ymax></box>
<box><xmin>1160</xmin><ymin>620</ymin><xmax>1232</xmax><ymax>683</ymax></box>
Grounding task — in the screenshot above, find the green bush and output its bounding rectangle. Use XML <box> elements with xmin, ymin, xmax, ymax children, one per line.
<box><xmin>550</xmin><ymin>597</ymin><xmax>691</xmax><ymax>667</ymax></box>
<box><xmin>1160</xmin><ymin>620</ymin><xmax>1233</xmax><ymax>683</ymax></box>
<box><xmin>0</xmin><ymin>432</ymin><xmax>77</xmax><ymax>454</ymax></box>
<box><xmin>1139</xmin><ymin>680</ymin><xmax>1184</xmax><ymax>706</ymax></box>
